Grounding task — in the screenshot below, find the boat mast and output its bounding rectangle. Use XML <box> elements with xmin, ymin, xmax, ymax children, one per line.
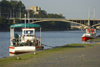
<box><xmin>88</xmin><ymin>6</ymin><xmax>90</xmax><ymax>28</ymax></box>
<box><xmin>24</xmin><ymin>14</ymin><xmax>26</xmax><ymax>36</ymax></box>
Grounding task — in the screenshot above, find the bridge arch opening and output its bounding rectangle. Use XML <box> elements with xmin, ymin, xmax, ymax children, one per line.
<box><xmin>34</xmin><ymin>21</ymin><xmax>71</xmax><ymax>31</ymax></box>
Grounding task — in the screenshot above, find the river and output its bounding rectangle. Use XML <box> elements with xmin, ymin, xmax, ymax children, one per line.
<box><xmin>0</xmin><ymin>30</ymin><xmax>100</xmax><ymax>58</ymax></box>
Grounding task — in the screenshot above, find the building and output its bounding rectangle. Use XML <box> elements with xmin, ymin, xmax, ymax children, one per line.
<box><xmin>30</xmin><ymin>6</ymin><xmax>41</xmax><ymax>14</ymax></box>
<box><xmin>58</xmin><ymin>13</ymin><xmax>63</xmax><ymax>16</ymax></box>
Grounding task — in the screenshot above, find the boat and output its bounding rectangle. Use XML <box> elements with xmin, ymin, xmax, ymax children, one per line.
<box><xmin>82</xmin><ymin>28</ymin><xmax>97</xmax><ymax>41</ymax></box>
<box><xmin>9</xmin><ymin>23</ymin><xmax>44</xmax><ymax>54</ymax></box>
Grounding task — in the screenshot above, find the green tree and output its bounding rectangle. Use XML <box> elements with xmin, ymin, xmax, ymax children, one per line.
<box><xmin>30</xmin><ymin>11</ymin><xmax>34</xmax><ymax>18</ymax></box>
<box><xmin>33</xmin><ymin>14</ymin><xmax>39</xmax><ymax>18</ymax></box>
<box><xmin>0</xmin><ymin>0</ymin><xmax>25</xmax><ymax>18</ymax></box>
<box><xmin>10</xmin><ymin>0</ymin><xmax>25</xmax><ymax>18</ymax></box>
<box><xmin>0</xmin><ymin>0</ymin><xmax>11</xmax><ymax>17</ymax></box>
<box><xmin>39</xmin><ymin>10</ymin><xmax>47</xmax><ymax>18</ymax></box>
<box><xmin>0</xmin><ymin>16</ymin><xmax>7</xmax><ymax>24</ymax></box>
<box><xmin>14</xmin><ymin>18</ymin><xmax>22</xmax><ymax>24</ymax></box>
<box><xmin>8</xmin><ymin>19</ymin><xmax>12</xmax><ymax>25</ymax></box>
<box><xmin>0</xmin><ymin>16</ymin><xmax>7</xmax><ymax>29</ymax></box>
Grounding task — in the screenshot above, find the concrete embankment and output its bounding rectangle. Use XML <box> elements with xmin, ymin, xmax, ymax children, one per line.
<box><xmin>0</xmin><ymin>44</ymin><xmax>100</xmax><ymax>67</ymax></box>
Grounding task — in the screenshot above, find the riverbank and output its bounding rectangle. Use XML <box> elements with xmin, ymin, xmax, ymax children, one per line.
<box><xmin>87</xmin><ymin>38</ymin><xmax>100</xmax><ymax>42</ymax></box>
<box><xmin>0</xmin><ymin>43</ymin><xmax>100</xmax><ymax>67</ymax></box>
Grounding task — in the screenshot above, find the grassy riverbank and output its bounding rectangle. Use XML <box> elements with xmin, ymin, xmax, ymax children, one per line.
<box><xmin>0</xmin><ymin>43</ymin><xmax>100</xmax><ymax>67</ymax></box>
<box><xmin>87</xmin><ymin>38</ymin><xmax>100</xmax><ymax>42</ymax></box>
<box><xmin>90</xmin><ymin>38</ymin><xmax>100</xmax><ymax>42</ymax></box>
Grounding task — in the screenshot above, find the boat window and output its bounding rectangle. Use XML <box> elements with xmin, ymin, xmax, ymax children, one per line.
<box><xmin>24</xmin><ymin>30</ymin><xmax>34</xmax><ymax>35</ymax></box>
<box><xmin>90</xmin><ymin>30</ymin><xmax>92</xmax><ymax>33</ymax></box>
<box><xmin>30</xmin><ymin>31</ymin><xmax>33</xmax><ymax>34</ymax></box>
<box><xmin>90</xmin><ymin>30</ymin><xmax>95</xmax><ymax>33</ymax></box>
<box><xmin>92</xmin><ymin>30</ymin><xmax>94</xmax><ymax>32</ymax></box>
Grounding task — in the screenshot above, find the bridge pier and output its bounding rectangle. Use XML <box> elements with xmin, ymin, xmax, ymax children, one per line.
<box><xmin>88</xmin><ymin>18</ymin><xmax>90</xmax><ymax>27</ymax></box>
<box><xmin>80</xmin><ymin>26</ymin><xmax>84</xmax><ymax>31</ymax></box>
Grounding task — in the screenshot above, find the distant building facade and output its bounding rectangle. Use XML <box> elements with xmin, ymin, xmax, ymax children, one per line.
<box><xmin>58</xmin><ymin>13</ymin><xmax>63</xmax><ymax>16</ymax></box>
<box><xmin>30</xmin><ymin>6</ymin><xmax>41</xmax><ymax>14</ymax></box>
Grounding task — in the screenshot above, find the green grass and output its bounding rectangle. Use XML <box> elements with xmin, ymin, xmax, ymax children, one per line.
<box><xmin>87</xmin><ymin>38</ymin><xmax>100</xmax><ymax>42</ymax></box>
<box><xmin>0</xmin><ymin>43</ymin><xmax>97</xmax><ymax>66</ymax></box>
<box><xmin>91</xmin><ymin>38</ymin><xmax>100</xmax><ymax>41</ymax></box>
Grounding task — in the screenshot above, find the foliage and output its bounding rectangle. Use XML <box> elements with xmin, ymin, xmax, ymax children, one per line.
<box><xmin>38</xmin><ymin>21</ymin><xmax>70</xmax><ymax>31</ymax></box>
<box><xmin>8</xmin><ymin>19</ymin><xmax>12</xmax><ymax>25</ymax></box>
<box><xmin>0</xmin><ymin>0</ymin><xmax>70</xmax><ymax>31</ymax></box>
<box><xmin>0</xmin><ymin>16</ymin><xmax>8</xmax><ymax>31</ymax></box>
<box><xmin>14</xmin><ymin>18</ymin><xmax>22</xmax><ymax>24</ymax></box>
<box><xmin>0</xmin><ymin>16</ymin><xmax>7</xmax><ymax>27</ymax></box>
<box><xmin>33</xmin><ymin>10</ymin><xmax>65</xmax><ymax>18</ymax></box>
<box><xmin>0</xmin><ymin>16</ymin><xmax>6</xmax><ymax>24</ymax></box>
<box><xmin>0</xmin><ymin>0</ymin><xmax>25</xmax><ymax>18</ymax></box>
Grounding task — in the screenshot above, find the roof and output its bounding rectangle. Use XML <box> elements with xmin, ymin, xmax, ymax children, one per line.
<box><xmin>10</xmin><ymin>23</ymin><xmax>41</xmax><ymax>28</ymax></box>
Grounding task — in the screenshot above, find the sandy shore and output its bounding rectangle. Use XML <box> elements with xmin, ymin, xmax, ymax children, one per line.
<box><xmin>1</xmin><ymin>44</ymin><xmax>100</xmax><ymax>67</ymax></box>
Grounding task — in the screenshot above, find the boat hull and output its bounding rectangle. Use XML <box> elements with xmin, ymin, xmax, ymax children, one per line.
<box><xmin>82</xmin><ymin>36</ymin><xmax>94</xmax><ymax>41</ymax></box>
<box><xmin>9</xmin><ymin>46</ymin><xmax>43</xmax><ymax>54</ymax></box>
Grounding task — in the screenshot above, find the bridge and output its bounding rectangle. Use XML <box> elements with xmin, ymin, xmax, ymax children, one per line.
<box><xmin>8</xmin><ymin>18</ymin><xmax>100</xmax><ymax>29</ymax></box>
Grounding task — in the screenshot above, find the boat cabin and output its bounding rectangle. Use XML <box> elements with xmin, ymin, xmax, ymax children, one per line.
<box><xmin>9</xmin><ymin>23</ymin><xmax>44</xmax><ymax>54</ymax></box>
<box><xmin>22</xmin><ymin>28</ymin><xmax>36</xmax><ymax>42</ymax></box>
<box><xmin>86</xmin><ymin>29</ymin><xmax>96</xmax><ymax>34</ymax></box>
<box><xmin>22</xmin><ymin>28</ymin><xmax>35</xmax><ymax>36</ymax></box>
<box><xmin>10</xmin><ymin>23</ymin><xmax>41</xmax><ymax>46</ymax></box>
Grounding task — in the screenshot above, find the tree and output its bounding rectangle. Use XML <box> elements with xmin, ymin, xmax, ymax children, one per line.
<box><xmin>33</xmin><ymin>14</ymin><xmax>39</xmax><ymax>18</ymax></box>
<box><xmin>8</xmin><ymin>19</ymin><xmax>12</xmax><ymax>25</ymax></box>
<box><xmin>10</xmin><ymin>0</ymin><xmax>25</xmax><ymax>18</ymax></box>
<box><xmin>0</xmin><ymin>16</ymin><xmax>7</xmax><ymax>24</ymax></box>
<box><xmin>14</xmin><ymin>18</ymin><xmax>22</xmax><ymax>24</ymax></box>
<box><xmin>39</xmin><ymin>10</ymin><xmax>47</xmax><ymax>18</ymax></box>
<box><xmin>0</xmin><ymin>0</ymin><xmax>25</xmax><ymax>18</ymax></box>
<box><xmin>0</xmin><ymin>16</ymin><xmax>7</xmax><ymax>30</ymax></box>
<box><xmin>0</xmin><ymin>0</ymin><xmax>11</xmax><ymax>17</ymax></box>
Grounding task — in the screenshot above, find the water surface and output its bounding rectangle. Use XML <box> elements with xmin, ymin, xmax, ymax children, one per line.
<box><xmin>0</xmin><ymin>30</ymin><xmax>100</xmax><ymax>58</ymax></box>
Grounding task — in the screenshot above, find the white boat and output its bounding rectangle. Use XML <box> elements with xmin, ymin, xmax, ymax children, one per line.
<box><xmin>9</xmin><ymin>23</ymin><xmax>44</xmax><ymax>54</ymax></box>
<box><xmin>82</xmin><ymin>28</ymin><xmax>97</xmax><ymax>41</ymax></box>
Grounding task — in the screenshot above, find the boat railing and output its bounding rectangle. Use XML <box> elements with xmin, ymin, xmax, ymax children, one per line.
<box><xmin>36</xmin><ymin>37</ymin><xmax>41</xmax><ymax>46</ymax></box>
<box><xmin>11</xmin><ymin>35</ymin><xmax>41</xmax><ymax>47</ymax></box>
<box><xmin>11</xmin><ymin>37</ymin><xmax>20</xmax><ymax>46</ymax></box>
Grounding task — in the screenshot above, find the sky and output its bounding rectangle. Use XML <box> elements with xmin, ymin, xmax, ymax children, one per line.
<box><xmin>7</xmin><ymin>0</ymin><xmax>100</xmax><ymax>19</ymax></box>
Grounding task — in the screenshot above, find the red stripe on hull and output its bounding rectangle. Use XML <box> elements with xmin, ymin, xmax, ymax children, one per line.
<box><xmin>82</xmin><ymin>37</ymin><xmax>94</xmax><ymax>41</ymax></box>
<box><xmin>9</xmin><ymin>52</ymin><xmax>14</xmax><ymax>54</ymax></box>
<box><xmin>9</xmin><ymin>47</ymin><xmax>15</xmax><ymax>49</ymax></box>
